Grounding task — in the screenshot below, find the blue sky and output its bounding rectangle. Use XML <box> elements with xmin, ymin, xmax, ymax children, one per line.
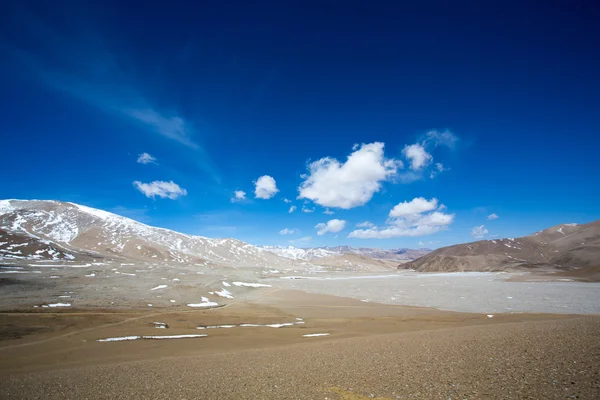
<box><xmin>1</xmin><ymin>1</ymin><xmax>599</xmax><ymax>249</ymax></box>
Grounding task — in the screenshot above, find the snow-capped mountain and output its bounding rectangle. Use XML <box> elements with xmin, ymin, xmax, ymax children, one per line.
<box><xmin>260</xmin><ymin>246</ymin><xmax>338</xmax><ymax>260</ymax></box>
<box><xmin>0</xmin><ymin>200</ymin><xmax>294</xmax><ymax>267</ymax></box>
<box><xmin>259</xmin><ymin>245</ymin><xmax>430</xmax><ymax>261</ymax></box>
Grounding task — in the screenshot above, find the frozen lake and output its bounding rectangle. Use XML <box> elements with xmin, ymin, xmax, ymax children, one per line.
<box><xmin>269</xmin><ymin>272</ymin><xmax>600</xmax><ymax>314</ymax></box>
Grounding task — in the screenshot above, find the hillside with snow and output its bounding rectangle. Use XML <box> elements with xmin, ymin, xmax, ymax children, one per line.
<box><xmin>0</xmin><ymin>200</ymin><xmax>297</xmax><ymax>268</ymax></box>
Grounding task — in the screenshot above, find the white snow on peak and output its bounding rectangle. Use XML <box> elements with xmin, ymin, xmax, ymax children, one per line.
<box><xmin>0</xmin><ymin>200</ymin><xmax>15</xmax><ymax>215</ymax></box>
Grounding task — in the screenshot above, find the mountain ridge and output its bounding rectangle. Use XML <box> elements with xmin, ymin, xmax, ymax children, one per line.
<box><xmin>400</xmin><ymin>220</ymin><xmax>600</xmax><ymax>272</ymax></box>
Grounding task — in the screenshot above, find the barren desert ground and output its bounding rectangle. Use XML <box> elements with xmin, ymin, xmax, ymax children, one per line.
<box><xmin>1</xmin><ymin>286</ymin><xmax>599</xmax><ymax>399</ymax></box>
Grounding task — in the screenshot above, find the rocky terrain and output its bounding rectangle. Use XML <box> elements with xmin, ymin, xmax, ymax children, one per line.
<box><xmin>401</xmin><ymin>221</ymin><xmax>600</xmax><ymax>272</ymax></box>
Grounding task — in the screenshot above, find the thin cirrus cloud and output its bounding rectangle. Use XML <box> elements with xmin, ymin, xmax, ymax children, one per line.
<box><xmin>348</xmin><ymin>197</ymin><xmax>454</xmax><ymax>238</ymax></box>
<box><xmin>279</xmin><ymin>228</ymin><xmax>296</xmax><ymax>235</ymax></box>
<box><xmin>137</xmin><ymin>152</ymin><xmax>157</xmax><ymax>164</ymax></box>
<box><xmin>289</xmin><ymin>236</ymin><xmax>312</xmax><ymax>246</ymax></box>
<box><xmin>254</xmin><ymin>175</ymin><xmax>279</xmax><ymax>199</ymax></box>
<box><xmin>133</xmin><ymin>180</ymin><xmax>188</xmax><ymax>200</ymax></box>
<box><xmin>2</xmin><ymin>11</ymin><xmax>218</xmax><ymax>179</ymax></box>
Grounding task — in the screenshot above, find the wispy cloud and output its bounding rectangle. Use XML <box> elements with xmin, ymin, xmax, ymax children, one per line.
<box><xmin>2</xmin><ymin>8</ymin><xmax>217</xmax><ymax>178</ymax></box>
<box><xmin>487</xmin><ymin>213</ymin><xmax>499</xmax><ymax>220</ymax></box>
<box><xmin>289</xmin><ymin>236</ymin><xmax>312</xmax><ymax>246</ymax></box>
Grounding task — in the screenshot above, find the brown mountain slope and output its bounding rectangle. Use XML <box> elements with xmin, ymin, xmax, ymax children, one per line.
<box><xmin>400</xmin><ymin>220</ymin><xmax>600</xmax><ymax>272</ymax></box>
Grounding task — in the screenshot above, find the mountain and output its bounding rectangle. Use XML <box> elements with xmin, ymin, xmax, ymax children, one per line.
<box><xmin>260</xmin><ymin>245</ymin><xmax>429</xmax><ymax>261</ymax></box>
<box><xmin>0</xmin><ymin>200</ymin><xmax>295</xmax><ymax>268</ymax></box>
<box><xmin>260</xmin><ymin>246</ymin><xmax>338</xmax><ymax>260</ymax></box>
<box><xmin>400</xmin><ymin>221</ymin><xmax>600</xmax><ymax>272</ymax></box>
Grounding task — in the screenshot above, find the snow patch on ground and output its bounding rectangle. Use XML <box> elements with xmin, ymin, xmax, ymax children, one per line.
<box><xmin>232</xmin><ymin>281</ymin><xmax>272</xmax><ymax>288</ymax></box>
<box><xmin>302</xmin><ymin>333</ymin><xmax>330</xmax><ymax>337</ymax></box>
<box><xmin>214</xmin><ymin>288</ymin><xmax>234</xmax><ymax>299</ymax></box>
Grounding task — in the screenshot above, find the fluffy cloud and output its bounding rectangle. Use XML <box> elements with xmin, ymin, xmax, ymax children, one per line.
<box><xmin>315</xmin><ymin>219</ymin><xmax>347</xmax><ymax>236</ymax></box>
<box><xmin>356</xmin><ymin>221</ymin><xmax>375</xmax><ymax>228</ymax></box>
<box><xmin>301</xmin><ymin>206</ymin><xmax>315</xmax><ymax>213</ymax></box>
<box><xmin>231</xmin><ymin>190</ymin><xmax>246</xmax><ymax>202</ymax></box>
<box><xmin>323</xmin><ymin>208</ymin><xmax>334</xmax><ymax>215</ymax></box>
<box><xmin>390</xmin><ymin>197</ymin><xmax>438</xmax><ymax>217</ymax></box>
<box><xmin>487</xmin><ymin>213</ymin><xmax>499</xmax><ymax>220</ymax></box>
<box><xmin>471</xmin><ymin>225</ymin><xmax>489</xmax><ymax>239</ymax></box>
<box><xmin>298</xmin><ymin>142</ymin><xmax>402</xmax><ymax>209</ymax></box>
<box><xmin>289</xmin><ymin>205</ymin><xmax>297</xmax><ymax>213</ymax></box>
<box><xmin>254</xmin><ymin>175</ymin><xmax>279</xmax><ymax>199</ymax></box>
<box><xmin>279</xmin><ymin>228</ymin><xmax>296</xmax><ymax>235</ymax></box>
<box><xmin>283</xmin><ymin>198</ymin><xmax>292</xmax><ymax>203</ymax></box>
<box><xmin>137</xmin><ymin>152</ymin><xmax>156</xmax><ymax>164</ymax></box>
<box><xmin>133</xmin><ymin>180</ymin><xmax>187</xmax><ymax>200</ymax></box>
<box><xmin>402</xmin><ymin>144</ymin><xmax>432</xmax><ymax>170</ymax></box>
<box><xmin>348</xmin><ymin>197</ymin><xmax>454</xmax><ymax>238</ymax></box>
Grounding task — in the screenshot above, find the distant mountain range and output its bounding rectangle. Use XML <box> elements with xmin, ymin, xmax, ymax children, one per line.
<box><xmin>0</xmin><ymin>200</ymin><xmax>426</xmax><ymax>269</ymax></box>
<box><xmin>261</xmin><ymin>245</ymin><xmax>430</xmax><ymax>261</ymax></box>
<box><xmin>401</xmin><ymin>221</ymin><xmax>600</xmax><ymax>272</ymax></box>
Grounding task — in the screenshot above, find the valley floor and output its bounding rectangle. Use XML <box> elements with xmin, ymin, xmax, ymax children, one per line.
<box><xmin>1</xmin><ymin>290</ymin><xmax>599</xmax><ymax>399</ymax></box>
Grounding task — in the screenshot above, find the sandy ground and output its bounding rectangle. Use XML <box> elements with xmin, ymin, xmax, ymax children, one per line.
<box><xmin>1</xmin><ymin>290</ymin><xmax>599</xmax><ymax>399</ymax></box>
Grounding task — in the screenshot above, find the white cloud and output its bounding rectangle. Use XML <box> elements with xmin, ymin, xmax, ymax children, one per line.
<box><xmin>487</xmin><ymin>213</ymin><xmax>499</xmax><ymax>220</ymax></box>
<box><xmin>348</xmin><ymin>197</ymin><xmax>454</xmax><ymax>238</ymax></box>
<box><xmin>315</xmin><ymin>219</ymin><xmax>347</xmax><ymax>236</ymax></box>
<box><xmin>301</xmin><ymin>206</ymin><xmax>315</xmax><ymax>213</ymax></box>
<box><xmin>323</xmin><ymin>208</ymin><xmax>334</xmax><ymax>215</ymax></box>
<box><xmin>288</xmin><ymin>205</ymin><xmax>297</xmax><ymax>213</ymax></box>
<box><xmin>231</xmin><ymin>190</ymin><xmax>246</xmax><ymax>203</ymax></box>
<box><xmin>390</xmin><ymin>197</ymin><xmax>438</xmax><ymax>217</ymax></box>
<box><xmin>254</xmin><ymin>175</ymin><xmax>279</xmax><ymax>199</ymax></box>
<box><xmin>356</xmin><ymin>221</ymin><xmax>375</xmax><ymax>228</ymax></box>
<box><xmin>283</xmin><ymin>198</ymin><xmax>292</xmax><ymax>203</ymax></box>
<box><xmin>137</xmin><ymin>152</ymin><xmax>156</xmax><ymax>164</ymax></box>
<box><xmin>298</xmin><ymin>142</ymin><xmax>402</xmax><ymax>209</ymax></box>
<box><xmin>289</xmin><ymin>236</ymin><xmax>312</xmax><ymax>246</ymax></box>
<box><xmin>471</xmin><ymin>225</ymin><xmax>489</xmax><ymax>239</ymax></box>
<box><xmin>279</xmin><ymin>228</ymin><xmax>296</xmax><ymax>235</ymax></box>
<box><xmin>402</xmin><ymin>144</ymin><xmax>432</xmax><ymax>170</ymax></box>
<box><xmin>133</xmin><ymin>180</ymin><xmax>187</xmax><ymax>200</ymax></box>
